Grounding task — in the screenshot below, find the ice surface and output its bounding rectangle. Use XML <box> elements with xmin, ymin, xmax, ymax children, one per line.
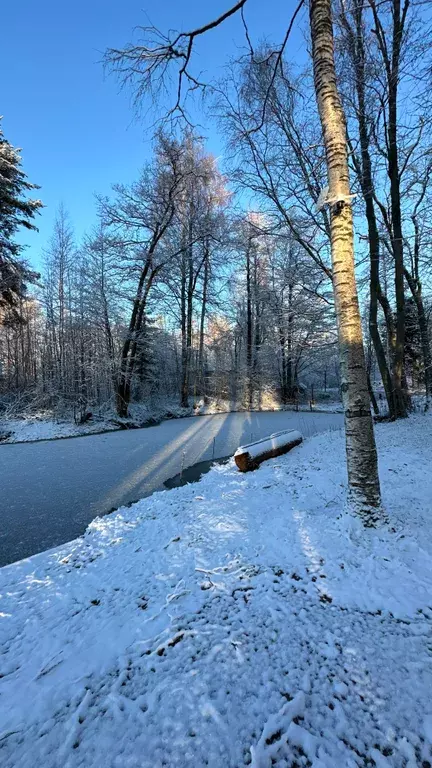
<box><xmin>0</xmin><ymin>411</ymin><xmax>342</xmax><ymax>565</ymax></box>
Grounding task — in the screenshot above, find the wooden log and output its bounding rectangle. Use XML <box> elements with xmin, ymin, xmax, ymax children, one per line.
<box><xmin>234</xmin><ymin>429</ymin><xmax>303</xmax><ymax>472</ymax></box>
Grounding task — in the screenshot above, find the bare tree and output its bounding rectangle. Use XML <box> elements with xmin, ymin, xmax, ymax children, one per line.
<box><xmin>337</xmin><ymin>0</ymin><xmax>398</xmax><ymax>418</ymax></box>
<box><xmin>158</xmin><ymin>132</ymin><xmax>229</xmax><ymax>407</ymax></box>
<box><xmin>99</xmin><ymin>133</ymin><xmax>190</xmax><ymax>417</ymax></box>
<box><xmin>402</xmin><ymin>158</ymin><xmax>432</xmax><ymax>404</ymax></box>
<box><xmin>105</xmin><ymin>0</ymin><xmax>383</xmax><ymax>521</ymax></box>
<box><xmin>42</xmin><ymin>204</ymin><xmax>76</xmax><ymax>401</ymax></box>
<box><xmin>365</xmin><ymin>0</ymin><xmax>412</xmax><ymax>417</ymax></box>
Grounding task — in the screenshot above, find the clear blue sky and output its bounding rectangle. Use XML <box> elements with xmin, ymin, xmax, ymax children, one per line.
<box><xmin>2</xmin><ymin>1</ymin><xmax>307</xmax><ymax>269</ymax></box>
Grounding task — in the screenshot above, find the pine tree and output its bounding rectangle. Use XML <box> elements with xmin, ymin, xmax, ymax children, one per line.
<box><xmin>0</xmin><ymin>118</ymin><xmax>43</xmax><ymax>321</ymax></box>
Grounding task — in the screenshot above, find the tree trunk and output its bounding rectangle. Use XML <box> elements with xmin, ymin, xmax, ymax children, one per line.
<box><xmin>180</xmin><ymin>241</ymin><xmax>189</xmax><ymax>408</ymax></box>
<box><xmin>185</xmin><ymin>233</ymin><xmax>194</xmax><ymax>405</ymax></box>
<box><xmin>253</xmin><ymin>251</ymin><xmax>261</xmax><ymax>408</ymax></box>
<box><xmin>388</xmin><ymin>74</ymin><xmax>408</xmax><ymax>416</ymax></box>
<box><xmin>198</xmin><ymin>241</ymin><xmax>209</xmax><ymax>397</ymax></box>
<box><xmin>246</xmin><ymin>238</ymin><xmax>253</xmax><ymax>409</ymax></box>
<box><xmin>367</xmin><ymin>371</ymin><xmax>379</xmax><ymax>416</ymax></box>
<box><xmin>344</xmin><ymin>1</ymin><xmax>397</xmax><ymax>418</ymax></box>
<box><xmin>287</xmin><ymin>280</ymin><xmax>294</xmax><ymax>399</ymax></box>
<box><xmin>374</xmin><ymin>0</ymin><xmax>409</xmax><ymax>416</ymax></box>
<box><xmin>278</xmin><ymin>325</ymin><xmax>288</xmax><ymax>403</ymax></box>
<box><xmin>309</xmin><ymin>0</ymin><xmax>382</xmax><ymax>522</ymax></box>
<box><xmin>115</xmin><ymin>259</ymin><xmax>156</xmax><ymax>418</ymax></box>
<box><xmin>179</xmin><ymin>235</ymin><xmax>194</xmax><ymax>409</ymax></box>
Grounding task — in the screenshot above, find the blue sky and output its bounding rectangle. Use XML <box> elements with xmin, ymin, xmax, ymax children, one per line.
<box><xmin>2</xmin><ymin>1</ymin><xmax>308</xmax><ymax>269</ymax></box>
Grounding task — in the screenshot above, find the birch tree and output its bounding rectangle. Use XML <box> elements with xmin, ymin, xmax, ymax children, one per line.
<box><xmin>309</xmin><ymin>0</ymin><xmax>381</xmax><ymax>518</ymax></box>
<box><xmin>105</xmin><ymin>0</ymin><xmax>383</xmax><ymax>522</ymax></box>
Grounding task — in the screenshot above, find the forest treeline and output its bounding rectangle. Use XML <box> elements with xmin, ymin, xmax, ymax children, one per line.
<box><xmin>0</xmin><ymin>128</ymin><xmax>339</xmax><ymax>420</ymax></box>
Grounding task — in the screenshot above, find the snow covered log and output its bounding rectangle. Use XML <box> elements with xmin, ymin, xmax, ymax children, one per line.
<box><xmin>234</xmin><ymin>429</ymin><xmax>303</xmax><ymax>472</ymax></box>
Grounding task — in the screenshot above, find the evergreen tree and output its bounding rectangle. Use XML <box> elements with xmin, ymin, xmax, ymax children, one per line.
<box><xmin>0</xmin><ymin>118</ymin><xmax>43</xmax><ymax>321</ymax></box>
<box><xmin>404</xmin><ymin>298</ymin><xmax>423</xmax><ymax>390</ymax></box>
<box><xmin>132</xmin><ymin>315</ymin><xmax>159</xmax><ymax>401</ymax></box>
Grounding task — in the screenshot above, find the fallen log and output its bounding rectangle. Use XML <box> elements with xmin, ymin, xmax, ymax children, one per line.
<box><xmin>234</xmin><ymin>429</ymin><xmax>303</xmax><ymax>472</ymax></box>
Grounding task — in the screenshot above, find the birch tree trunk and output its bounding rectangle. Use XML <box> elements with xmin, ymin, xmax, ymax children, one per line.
<box><xmin>246</xmin><ymin>237</ymin><xmax>253</xmax><ymax>410</ymax></box>
<box><xmin>309</xmin><ymin>0</ymin><xmax>382</xmax><ymax>522</ymax></box>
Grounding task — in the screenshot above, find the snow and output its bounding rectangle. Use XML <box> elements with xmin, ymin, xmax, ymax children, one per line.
<box><xmin>0</xmin><ymin>399</ymin><xmax>343</xmax><ymax>444</ymax></box>
<box><xmin>0</xmin><ymin>416</ymin><xmax>119</xmax><ymax>443</ymax></box>
<box><xmin>0</xmin><ymin>401</ymin><xmax>198</xmax><ymax>444</ymax></box>
<box><xmin>0</xmin><ymin>415</ymin><xmax>431</xmax><ymax>767</ymax></box>
<box><xmin>195</xmin><ymin>397</ymin><xmax>344</xmax><ymax>416</ymax></box>
<box><xmin>235</xmin><ymin>429</ymin><xmax>303</xmax><ymax>459</ymax></box>
<box><xmin>0</xmin><ymin>392</ymin><xmax>427</xmax><ymax>445</ymax></box>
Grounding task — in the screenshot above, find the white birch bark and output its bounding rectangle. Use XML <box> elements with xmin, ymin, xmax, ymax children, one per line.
<box><xmin>309</xmin><ymin>0</ymin><xmax>382</xmax><ymax>523</ymax></box>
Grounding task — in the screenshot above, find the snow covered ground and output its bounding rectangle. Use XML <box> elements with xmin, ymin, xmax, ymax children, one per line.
<box><xmin>1</xmin><ymin>415</ymin><xmax>431</xmax><ymax>767</ymax></box>
<box><xmin>0</xmin><ymin>401</ymin><xmax>202</xmax><ymax>444</ymax></box>
<box><xmin>0</xmin><ymin>416</ymin><xmax>119</xmax><ymax>443</ymax></box>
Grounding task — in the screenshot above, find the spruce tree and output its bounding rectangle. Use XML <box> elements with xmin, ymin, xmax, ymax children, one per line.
<box><xmin>0</xmin><ymin>118</ymin><xmax>43</xmax><ymax>321</ymax></box>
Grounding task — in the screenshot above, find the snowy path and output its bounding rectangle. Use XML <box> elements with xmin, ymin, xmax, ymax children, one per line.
<box><xmin>0</xmin><ymin>416</ymin><xmax>431</xmax><ymax>767</ymax></box>
<box><xmin>0</xmin><ymin>410</ymin><xmax>342</xmax><ymax>566</ymax></box>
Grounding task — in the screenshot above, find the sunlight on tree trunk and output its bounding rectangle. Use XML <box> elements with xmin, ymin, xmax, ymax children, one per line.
<box><xmin>309</xmin><ymin>0</ymin><xmax>382</xmax><ymax>523</ymax></box>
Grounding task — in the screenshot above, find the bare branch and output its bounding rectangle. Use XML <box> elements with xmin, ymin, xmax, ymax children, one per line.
<box><xmin>105</xmin><ymin>1</ymin><xmax>248</xmax><ymax>119</ymax></box>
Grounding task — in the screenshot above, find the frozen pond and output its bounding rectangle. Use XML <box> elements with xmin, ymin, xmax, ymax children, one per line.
<box><xmin>0</xmin><ymin>410</ymin><xmax>343</xmax><ymax>566</ymax></box>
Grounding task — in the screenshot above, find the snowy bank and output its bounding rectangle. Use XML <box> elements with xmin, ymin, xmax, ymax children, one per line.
<box><xmin>0</xmin><ymin>403</ymin><xmax>193</xmax><ymax>444</ymax></box>
<box><xmin>0</xmin><ymin>416</ymin><xmax>431</xmax><ymax>767</ymax></box>
<box><xmin>0</xmin><ymin>399</ymin><xmax>343</xmax><ymax>444</ymax></box>
<box><xmin>0</xmin><ymin>416</ymin><xmax>120</xmax><ymax>443</ymax></box>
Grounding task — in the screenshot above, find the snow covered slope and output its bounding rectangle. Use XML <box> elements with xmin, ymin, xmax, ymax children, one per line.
<box><xmin>0</xmin><ymin>416</ymin><xmax>431</xmax><ymax>767</ymax></box>
<box><xmin>0</xmin><ymin>416</ymin><xmax>119</xmax><ymax>443</ymax></box>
